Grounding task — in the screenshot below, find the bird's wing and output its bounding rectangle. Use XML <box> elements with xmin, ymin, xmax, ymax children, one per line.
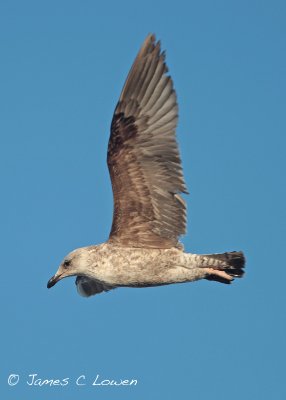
<box><xmin>107</xmin><ymin>34</ymin><xmax>188</xmax><ymax>249</ymax></box>
<box><xmin>75</xmin><ymin>276</ymin><xmax>115</xmax><ymax>297</ymax></box>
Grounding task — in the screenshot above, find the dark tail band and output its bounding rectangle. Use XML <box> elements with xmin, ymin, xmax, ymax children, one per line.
<box><xmin>205</xmin><ymin>251</ymin><xmax>246</xmax><ymax>284</ymax></box>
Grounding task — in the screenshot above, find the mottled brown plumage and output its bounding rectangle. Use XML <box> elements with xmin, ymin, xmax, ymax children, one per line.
<box><xmin>47</xmin><ymin>34</ymin><xmax>245</xmax><ymax>297</ymax></box>
<box><xmin>108</xmin><ymin>34</ymin><xmax>187</xmax><ymax>248</ymax></box>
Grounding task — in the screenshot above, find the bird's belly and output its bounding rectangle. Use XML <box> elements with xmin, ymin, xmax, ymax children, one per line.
<box><xmin>92</xmin><ymin>247</ymin><xmax>192</xmax><ymax>286</ymax></box>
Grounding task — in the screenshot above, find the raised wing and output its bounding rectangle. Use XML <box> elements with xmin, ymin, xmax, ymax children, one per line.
<box><xmin>107</xmin><ymin>34</ymin><xmax>188</xmax><ymax>249</ymax></box>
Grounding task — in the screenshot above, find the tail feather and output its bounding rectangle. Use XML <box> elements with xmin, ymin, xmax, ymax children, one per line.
<box><xmin>204</xmin><ymin>251</ymin><xmax>245</xmax><ymax>284</ymax></box>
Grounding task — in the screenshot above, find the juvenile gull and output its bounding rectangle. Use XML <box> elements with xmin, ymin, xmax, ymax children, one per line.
<box><xmin>47</xmin><ymin>34</ymin><xmax>245</xmax><ymax>297</ymax></box>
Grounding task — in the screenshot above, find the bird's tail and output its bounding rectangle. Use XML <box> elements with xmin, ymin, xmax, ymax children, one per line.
<box><xmin>203</xmin><ymin>251</ymin><xmax>245</xmax><ymax>284</ymax></box>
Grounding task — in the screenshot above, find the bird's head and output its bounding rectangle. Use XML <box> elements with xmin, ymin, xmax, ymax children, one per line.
<box><xmin>47</xmin><ymin>248</ymin><xmax>91</xmax><ymax>289</ymax></box>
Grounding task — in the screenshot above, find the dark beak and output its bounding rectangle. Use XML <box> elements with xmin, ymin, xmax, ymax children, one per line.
<box><xmin>47</xmin><ymin>273</ymin><xmax>62</xmax><ymax>289</ymax></box>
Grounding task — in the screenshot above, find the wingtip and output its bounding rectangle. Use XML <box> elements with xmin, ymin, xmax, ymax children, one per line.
<box><xmin>143</xmin><ymin>33</ymin><xmax>161</xmax><ymax>53</ymax></box>
<box><xmin>146</xmin><ymin>33</ymin><xmax>156</xmax><ymax>42</ymax></box>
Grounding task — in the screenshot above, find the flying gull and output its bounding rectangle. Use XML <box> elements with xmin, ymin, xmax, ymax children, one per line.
<box><xmin>47</xmin><ymin>34</ymin><xmax>245</xmax><ymax>297</ymax></box>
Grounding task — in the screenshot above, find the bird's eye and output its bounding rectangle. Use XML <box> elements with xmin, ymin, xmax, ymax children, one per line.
<box><xmin>63</xmin><ymin>260</ymin><xmax>71</xmax><ymax>268</ymax></box>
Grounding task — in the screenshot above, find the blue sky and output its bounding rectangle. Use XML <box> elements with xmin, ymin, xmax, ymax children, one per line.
<box><xmin>1</xmin><ymin>0</ymin><xmax>285</xmax><ymax>399</ymax></box>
